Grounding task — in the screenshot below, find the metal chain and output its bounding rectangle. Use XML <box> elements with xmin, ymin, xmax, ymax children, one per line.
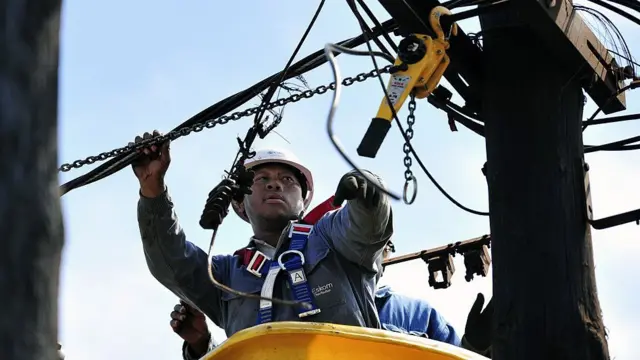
<box><xmin>58</xmin><ymin>65</ymin><xmax>392</xmax><ymax>173</ymax></box>
<box><xmin>403</xmin><ymin>94</ymin><xmax>418</xmax><ymax>205</ymax></box>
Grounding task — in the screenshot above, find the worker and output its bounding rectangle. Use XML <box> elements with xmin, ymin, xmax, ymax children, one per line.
<box><xmin>132</xmin><ymin>131</ymin><xmax>392</xmax><ymax>359</ymax></box>
<box><xmin>377</xmin><ymin>240</ymin><xmax>493</xmax><ymax>357</ymax></box>
<box><xmin>170</xmin><ymin>300</ymin><xmax>216</xmax><ymax>359</ymax></box>
<box><xmin>170</xmin><ymin>242</ymin><xmax>491</xmax><ymax>359</ymax></box>
<box><xmin>375</xmin><ymin>240</ymin><xmax>461</xmax><ymax>344</ymax></box>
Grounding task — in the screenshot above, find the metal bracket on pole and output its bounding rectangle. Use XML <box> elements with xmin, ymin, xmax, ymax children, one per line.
<box><xmin>383</xmin><ymin>235</ymin><xmax>492</xmax><ymax>289</ymax></box>
<box><xmin>511</xmin><ymin>0</ymin><xmax>627</xmax><ymax>114</ymax></box>
<box><xmin>584</xmin><ymin>160</ymin><xmax>640</xmax><ymax>230</ymax></box>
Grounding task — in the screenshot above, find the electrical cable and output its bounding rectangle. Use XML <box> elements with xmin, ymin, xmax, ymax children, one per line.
<box><xmin>582</xmin><ymin>113</ymin><xmax>640</xmax><ymax>126</ymax></box>
<box><xmin>347</xmin><ymin>7</ymin><xmax>393</xmax><ymax>58</ymax></box>
<box><xmin>355</xmin><ymin>0</ymin><xmax>398</xmax><ymax>54</ymax></box>
<box><xmin>323</xmin><ymin>43</ymin><xmax>401</xmax><ymax>201</ymax></box>
<box><xmin>427</xmin><ymin>95</ymin><xmax>485</xmax><ymax>136</ymax></box>
<box><xmin>58</xmin><ymin>19</ymin><xmax>399</xmax><ymax>195</ymax></box>
<box><xmin>587</xmin><ymin>0</ymin><xmax>640</xmax><ymax>27</ymax></box>
<box><xmin>585</xmin><ymin>135</ymin><xmax>640</xmax><ymax>153</ymax></box>
<box><xmin>607</xmin><ymin>48</ymin><xmax>640</xmax><ymax>70</ymax></box>
<box><xmin>583</xmin><ymin>81</ymin><xmax>639</xmax><ymax>131</ymax></box>
<box><xmin>604</xmin><ymin>0</ymin><xmax>640</xmax><ymax>13</ymax></box>
<box><xmin>253</xmin><ymin>0</ymin><xmax>326</xmax><ymax>130</ymax></box>
<box><xmin>575</xmin><ymin>4</ymin><xmax>635</xmax><ymax>80</ymax></box>
<box><xmin>348</xmin><ymin>0</ymin><xmax>490</xmax><ymax>216</ymax></box>
<box><xmin>443</xmin><ymin>0</ymin><xmax>493</xmax><ymax>10</ymax></box>
<box><xmin>199</xmin><ymin>2</ymin><xmax>334</xmax><ymax>309</ymax></box>
<box><xmin>441</xmin><ymin>0</ymin><xmax>510</xmax><ymax>30</ymax></box>
<box><xmin>587</xmin><ymin>143</ymin><xmax>640</xmax><ymax>152</ymax></box>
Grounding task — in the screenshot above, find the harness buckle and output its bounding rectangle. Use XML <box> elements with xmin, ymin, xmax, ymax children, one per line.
<box><xmin>298</xmin><ymin>308</ymin><xmax>322</xmax><ymax>318</ymax></box>
<box><xmin>288</xmin><ymin>223</ymin><xmax>314</xmax><ymax>237</ymax></box>
<box><xmin>277</xmin><ymin>249</ymin><xmax>306</xmax><ymax>270</ymax></box>
<box><xmin>246</xmin><ymin>250</ymin><xmax>270</xmax><ymax>277</ymax></box>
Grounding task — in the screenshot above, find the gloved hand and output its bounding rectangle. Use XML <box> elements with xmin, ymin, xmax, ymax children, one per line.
<box><xmin>332</xmin><ymin>170</ymin><xmax>382</xmax><ymax>208</ymax></box>
<box><xmin>129</xmin><ymin>130</ymin><xmax>171</xmax><ymax>198</ymax></box>
<box><xmin>463</xmin><ymin>293</ymin><xmax>493</xmax><ymax>353</ymax></box>
<box><xmin>199</xmin><ymin>179</ymin><xmax>235</xmax><ymax>229</ymax></box>
<box><xmin>199</xmin><ymin>172</ymin><xmax>253</xmax><ymax>230</ymax></box>
<box><xmin>170</xmin><ymin>300</ymin><xmax>211</xmax><ymax>358</ymax></box>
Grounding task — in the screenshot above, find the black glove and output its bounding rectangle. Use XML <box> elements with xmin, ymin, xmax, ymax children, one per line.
<box><xmin>464</xmin><ymin>293</ymin><xmax>493</xmax><ymax>351</ymax></box>
<box><xmin>199</xmin><ymin>165</ymin><xmax>255</xmax><ymax>230</ymax></box>
<box><xmin>332</xmin><ymin>170</ymin><xmax>381</xmax><ymax>208</ymax></box>
<box><xmin>199</xmin><ymin>179</ymin><xmax>234</xmax><ymax>230</ymax></box>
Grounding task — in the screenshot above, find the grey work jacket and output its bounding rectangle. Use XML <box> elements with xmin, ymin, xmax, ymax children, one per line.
<box><xmin>138</xmin><ymin>177</ymin><xmax>393</xmax><ymax>341</ymax></box>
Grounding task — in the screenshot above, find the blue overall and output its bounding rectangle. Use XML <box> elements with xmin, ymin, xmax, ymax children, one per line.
<box><xmin>138</xmin><ymin>170</ymin><xmax>392</xmax><ymax>341</ymax></box>
<box><xmin>375</xmin><ymin>285</ymin><xmax>461</xmax><ymax>346</ymax></box>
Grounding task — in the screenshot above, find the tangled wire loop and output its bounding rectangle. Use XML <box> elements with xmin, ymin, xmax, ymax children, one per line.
<box><xmin>58</xmin><ymin>66</ymin><xmax>393</xmax><ymax>173</ymax></box>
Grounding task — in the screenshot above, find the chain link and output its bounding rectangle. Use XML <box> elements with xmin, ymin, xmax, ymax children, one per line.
<box><xmin>403</xmin><ymin>94</ymin><xmax>418</xmax><ymax>205</ymax></box>
<box><xmin>58</xmin><ymin>66</ymin><xmax>392</xmax><ymax>173</ymax></box>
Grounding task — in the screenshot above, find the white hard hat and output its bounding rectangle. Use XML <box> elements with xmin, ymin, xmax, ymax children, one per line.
<box><xmin>232</xmin><ymin>148</ymin><xmax>314</xmax><ymax>223</ymax></box>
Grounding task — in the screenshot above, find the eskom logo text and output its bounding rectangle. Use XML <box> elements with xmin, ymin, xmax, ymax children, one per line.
<box><xmin>312</xmin><ymin>283</ymin><xmax>333</xmax><ymax>296</ymax></box>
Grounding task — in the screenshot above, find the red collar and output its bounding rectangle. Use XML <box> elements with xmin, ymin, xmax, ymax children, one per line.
<box><xmin>300</xmin><ymin>195</ymin><xmax>340</xmax><ymax>225</ymax></box>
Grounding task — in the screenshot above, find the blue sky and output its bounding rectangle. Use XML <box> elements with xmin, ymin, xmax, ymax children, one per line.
<box><xmin>57</xmin><ymin>1</ymin><xmax>640</xmax><ymax>359</ymax></box>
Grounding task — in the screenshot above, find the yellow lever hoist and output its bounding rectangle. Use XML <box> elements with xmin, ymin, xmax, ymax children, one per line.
<box><xmin>357</xmin><ymin>6</ymin><xmax>459</xmax><ymax>158</ymax></box>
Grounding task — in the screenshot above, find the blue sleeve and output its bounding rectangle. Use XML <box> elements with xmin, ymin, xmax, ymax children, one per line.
<box><xmin>313</xmin><ymin>170</ymin><xmax>393</xmax><ymax>272</ymax></box>
<box><xmin>380</xmin><ymin>291</ymin><xmax>461</xmax><ymax>347</ymax></box>
<box><xmin>137</xmin><ymin>188</ymin><xmax>228</xmax><ymax>327</ymax></box>
<box><xmin>425</xmin><ymin>306</ymin><xmax>461</xmax><ymax>346</ymax></box>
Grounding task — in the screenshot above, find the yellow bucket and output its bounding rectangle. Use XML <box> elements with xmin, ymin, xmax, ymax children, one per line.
<box><xmin>203</xmin><ymin>322</ymin><xmax>489</xmax><ymax>360</ymax></box>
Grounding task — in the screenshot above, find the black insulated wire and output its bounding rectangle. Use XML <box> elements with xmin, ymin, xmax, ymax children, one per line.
<box><xmin>58</xmin><ymin>19</ymin><xmax>399</xmax><ymax>195</ymax></box>
<box><xmin>355</xmin><ymin>0</ymin><xmax>398</xmax><ymax>54</ymax></box>
<box><xmin>347</xmin><ymin>2</ymin><xmax>393</xmax><ymax>57</ymax></box>
<box><xmin>427</xmin><ymin>95</ymin><xmax>485</xmax><ymax>136</ymax></box>
<box><xmin>583</xmin><ymin>82</ymin><xmax>638</xmax><ymax>131</ymax></box>
<box><xmin>253</xmin><ymin>0</ymin><xmax>326</xmax><ymax>128</ymax></box>
<box><xmin>585</xmin><ymin>135</ymin><xmax>640</xmax><ymax>153</ymax></box>
<box><xmin>582</xmin><ymin>113</ymin><xmax>640</xmax><ymax>126</ymax></box>
<box><xmin>587</xmin><ymin>0</ymin><xmax>640</xmax><ymax>26</ymax></box>
<box><xmin>603</xmin><ymin>0</ymin><xmax>640</xmax><ymax>13</ymax></box>
<box><xmin>200</xmin><ymin>1</ymin><xmax>328</xmax><ymax>309</ymax></box>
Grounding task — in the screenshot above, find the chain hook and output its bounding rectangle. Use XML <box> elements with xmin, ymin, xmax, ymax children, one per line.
<box><xmin>430</xmin><ymin>6</ymin><xmax>458</xmax><ymax>44</ymax></box>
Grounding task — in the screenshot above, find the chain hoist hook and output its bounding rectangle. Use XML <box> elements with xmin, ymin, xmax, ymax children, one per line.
<box><xmin>403</xmin><ymin>176</ymin><xmax>418</xmax><ymax>204</ymax></box>
<box><xmin>430</xmin><ymin>6</ymin><xmax>459</xmax><ymax>44</ymax></box>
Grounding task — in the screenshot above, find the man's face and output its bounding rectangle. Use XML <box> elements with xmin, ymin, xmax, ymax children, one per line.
<box><xmin>240</xmin><ymin>163</ymin><xmax>305</xmax><ymax>224</ymax></box>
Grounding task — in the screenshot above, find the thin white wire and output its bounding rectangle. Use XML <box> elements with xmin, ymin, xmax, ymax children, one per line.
<box><xmin>323</xmin><ymin>43</ymin><xmax>402</xmax><ymax>201</ymax></box>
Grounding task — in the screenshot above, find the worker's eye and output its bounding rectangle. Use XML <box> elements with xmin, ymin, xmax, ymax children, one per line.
<box><xmin>282</xmin><ymin>175</ymin><xmax>295</xmax><ymax>183</ymax></box>
<box><xmin>255</xmin><ymin>176</ymin><xmax>269</xmax><ymax>182</ymax></box>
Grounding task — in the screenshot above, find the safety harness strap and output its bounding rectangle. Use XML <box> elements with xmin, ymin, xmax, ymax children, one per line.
<box><xmin>233</xmin><ymin>195</ymin><xmax>342</xmax><ymax>276</ymax></box>
<box><xmin>254</xmin><ymin>223</ymin><xmax>321</xmax><ymax>324</ymax></box>
<box><xmin>235</xmin><ymin>197</ymin><xmax>341</xmax><ymax>325</ymax></box>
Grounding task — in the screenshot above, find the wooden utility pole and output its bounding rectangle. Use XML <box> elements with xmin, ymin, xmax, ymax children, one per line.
<box><xmin>0</xmin><ymin>1</ymin><xmax>64</xmax><ymax>359</ymax></box>
<box><xmin>480</xmin><ymin>6</ymin><xmax>609</xmax><ymax>360</ymax></box>
<box><xmin>373</xmin><ymin>0</ymin><xmax>622</xmax><ymax>357</ymax></box>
